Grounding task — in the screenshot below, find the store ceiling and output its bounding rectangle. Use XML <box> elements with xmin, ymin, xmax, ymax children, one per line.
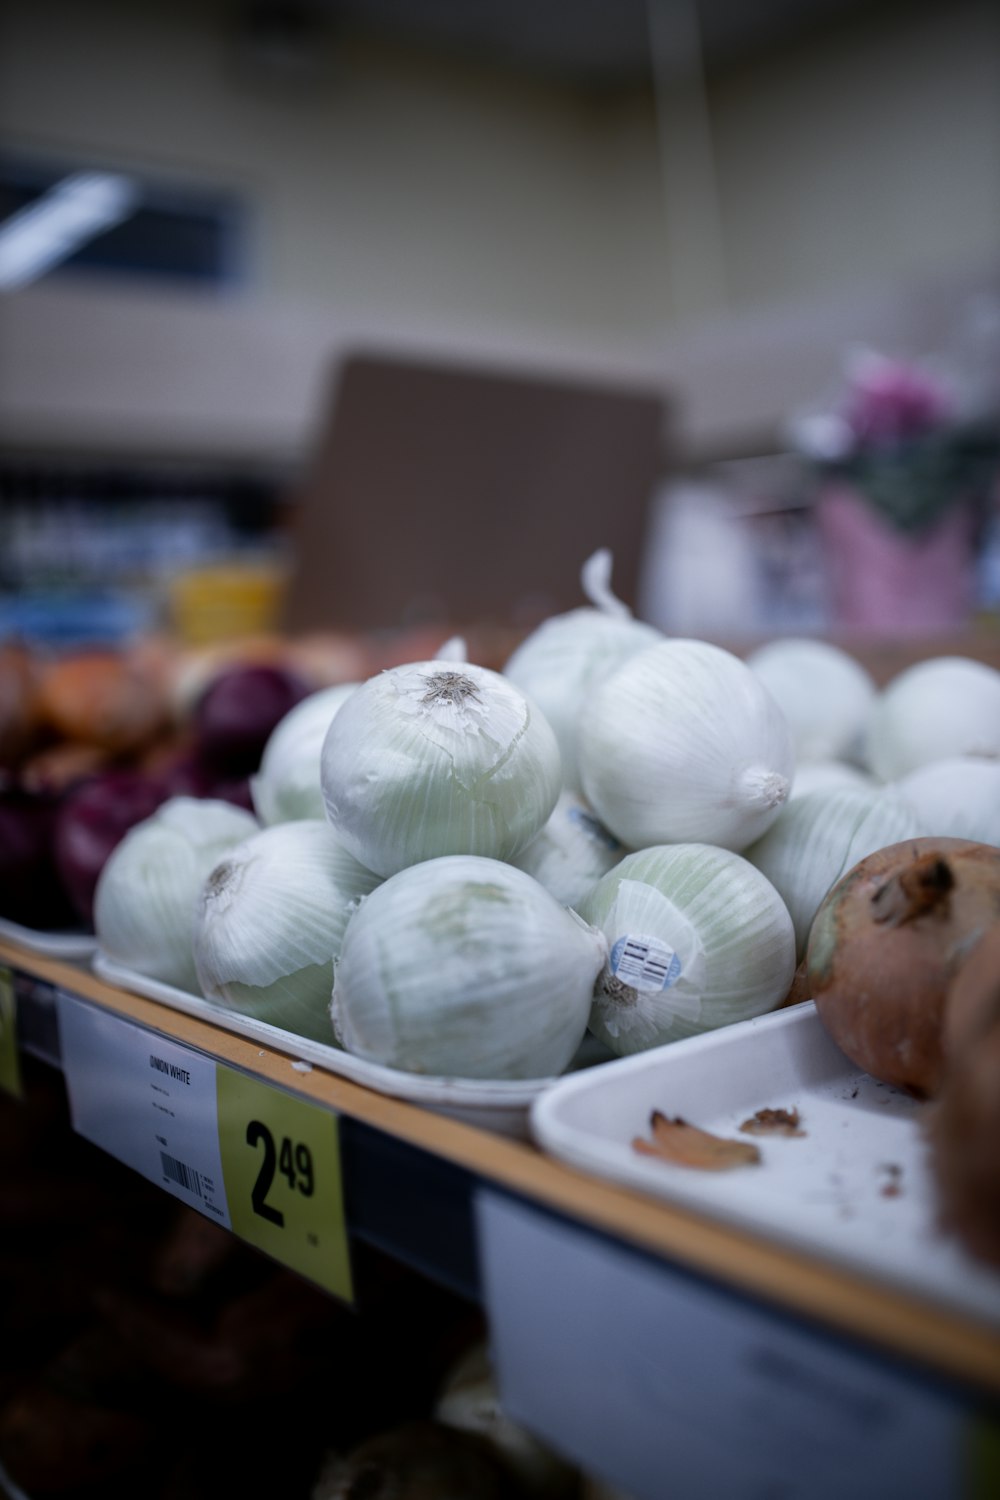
<box><xmin>243</xmin><ymin>0</ymin><xmax>877</xmax><ymax>88</ymax></box>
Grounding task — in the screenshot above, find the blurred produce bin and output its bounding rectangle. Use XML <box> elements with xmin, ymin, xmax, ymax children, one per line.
<box><xmin>165</xmin><ymin>558</ymin><xmax>289</xmax><ymax>646</ymax></box>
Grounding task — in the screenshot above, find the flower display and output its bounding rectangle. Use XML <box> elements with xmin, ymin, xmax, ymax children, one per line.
<box><xmin>791</xmin><ymin>347</ymin><xmax>999</xmax><ymax>536</ymax></box>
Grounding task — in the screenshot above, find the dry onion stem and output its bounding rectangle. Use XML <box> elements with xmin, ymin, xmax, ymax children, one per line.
<box><xmin>632</xmin><ymin>1111</ymin><xmax>761</xmax><ymax>1170</ymax></box>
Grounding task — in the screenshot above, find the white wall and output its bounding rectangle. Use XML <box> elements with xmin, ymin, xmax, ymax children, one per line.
<box><xmin>0</xmin><ymin>0</ymin><xmax>996</xmax><ymax>463</ymax></box>
<box><xmin>0</xmin><ymin>0</ymin><xmax>672</xmax><ymax>347</ymax></box>
<box><xmin>710</xmin><ymin>0</ymin><xmax>1000</xmax><ymax>312</ymax></box>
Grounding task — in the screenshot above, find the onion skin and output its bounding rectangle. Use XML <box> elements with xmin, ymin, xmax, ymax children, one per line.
<box><xmin>928</xmin><ymin>1024</ymin><xmax>1000</xmax><ymax>1267</ymax></box>
<box><xmin>805</xmin><ymin>837</ymin><xmax>1000</xmax><ymax>1097</ymax></box>
<box><xmin>941</xmin><ymin>920</ymin><xmax>1000</xmax><ymax>1059</ymax></box>
<box><xmin>779</xmin><ymin>958</ymin><xmax>812</xmax><ymax>1010</ymax></box>
<box><xmin>927</xmin><ymin>925</ymin><xmax>1000</xmax><ymax>1267</ymax></box>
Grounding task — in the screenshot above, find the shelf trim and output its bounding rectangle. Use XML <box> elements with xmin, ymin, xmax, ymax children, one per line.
<box><xmin>3</xmin><ymin>937</ymin><xmax>998</xmax><ymax>1401</ymax></box>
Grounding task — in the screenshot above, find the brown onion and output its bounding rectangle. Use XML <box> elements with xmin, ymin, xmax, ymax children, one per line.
<box><xmin>0</xmin><ymin>642</ymin><xmax>44</xmax><ymax>768</ymax></box>
<box><xmin>941</xmin><ymin>920</ymin><xmax>1000</xmax><ymax>1059</ymax></box>
<box><xmin>37</xmin><ymin>649</ymin><xmax>170</xmax><ymax>755</ymax></box>
<box><xmin>927</xmin><ymin>926</ymin><xmax>1000</xmax><ymax>1268</ymax></box>
<box><xmin>805</xmin><ymin>837</ymin><xmax>1000</xmax><ymax>1097</ymax></box>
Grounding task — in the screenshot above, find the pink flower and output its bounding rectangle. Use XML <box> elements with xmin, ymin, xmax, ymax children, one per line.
<box><xmin>843</xmin><ymin>350</ymin><xmax>953</xmax><ymax>446</ymax></box>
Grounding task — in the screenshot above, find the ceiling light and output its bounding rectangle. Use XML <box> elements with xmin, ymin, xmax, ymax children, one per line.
<box><xmin>0</xmin><ymin>171</ymin><xmax>139</xmax><ymax>291</ymax></box>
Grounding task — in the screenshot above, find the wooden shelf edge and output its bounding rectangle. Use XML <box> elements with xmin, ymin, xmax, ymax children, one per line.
<box><xmin>2</xmin><ymin>937</ymin><xmax>998</xmax><ymax>1401</ymax></box>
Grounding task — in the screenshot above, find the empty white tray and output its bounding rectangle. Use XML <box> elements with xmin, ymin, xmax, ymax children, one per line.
<box><xmin>531</xmin><ymin>1001</ymin><xmax>1000</xmax><ymax>1327</ymax></box>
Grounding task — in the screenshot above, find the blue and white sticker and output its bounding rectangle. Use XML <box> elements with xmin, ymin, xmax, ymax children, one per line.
<box><xmin>610</xmin><ymin>934</ymin><xmax>682</xmax><ymax>992</ymax></box>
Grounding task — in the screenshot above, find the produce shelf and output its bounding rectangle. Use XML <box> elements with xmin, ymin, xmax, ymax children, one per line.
<box><xmin>2</xmin><ymin>935</ymin><xmax>999</xmax><ymax>1498</ymax></box>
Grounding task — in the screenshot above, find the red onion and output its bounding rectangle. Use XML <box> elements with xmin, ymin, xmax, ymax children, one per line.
<box><xmin>154</xmin><ymin>745</ymin><xmax>256</xmax><ymax>813</ymax></box>
<box><xmin>0</xmin><ymin>787</ymin><xmax>80</xmax><ymax>931</ymax></box>
<box><xmin>155</xmin><ymin>750</ymin><xmax>218</xmax><ymax>800</ymax></box>
<box><xmin>192</xmin><ymin>664</ymin><xmax>310</xmax><ymax>775</ymax></box>
<box><xmin>53</xmin><ymin>770</ymin><xmax>168</xmax><ymax>926</ymax></box>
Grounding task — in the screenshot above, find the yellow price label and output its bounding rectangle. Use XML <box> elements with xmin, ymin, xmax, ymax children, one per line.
<box><xmin>0</xmin><ymin>966</ymin><xmax>23</xmax><ymax>1099</ymax></box>
<box><xmin>216</xmin><ymin>1067</ymin><xmax>353</xmax><ymax>1302</ymax></box>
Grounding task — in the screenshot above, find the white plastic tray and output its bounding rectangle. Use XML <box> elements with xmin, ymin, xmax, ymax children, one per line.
<box><xmin>92</xmin><ymin>954</ymin><xmax>570</xmax><ymax>1137</ymax></box>
<box><xmin>0</xmin><ymin>916</ymin><xmax>96</xmax><ymax>959</ymax></box>
<box><xmin>531</xmin><ymin>1001</ymin><xmax>1000</xmax><ymax>1327</ymax></box>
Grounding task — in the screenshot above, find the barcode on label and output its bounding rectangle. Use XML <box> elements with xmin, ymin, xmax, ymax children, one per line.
<box><xmin>617</xmin><ymin>938</ymin><xmax>669</xmax><ymax>984</ymax></box>
<box><xmin>610</xmin><ymin>934</ymin><xmax>681</xmax><ymax>992</ymax></box>
<box><xmin>160</xmin><ymin>1150</ymin><xmax>203</xmax><ymax>1198</ymax></box>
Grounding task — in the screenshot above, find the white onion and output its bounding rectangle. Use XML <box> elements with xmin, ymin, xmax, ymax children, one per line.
<box><xmin>503</xmin><ymin>549</ymin><xmax>662</xmax><ymax>792</ymax></box>
<box><xmin>508</xmin><ymin>790</ymin><xmax>624</xmax><ymax>909</ymax></box>
<box><xmin>745</xmin><ymin>636</ymin><xmax>877</xmax><ymax>764</ymax></box>
<box><xmin>864</xmin><ymin>655</ymin><xmax>1000</xmax><ymax>781</ymax></box>
<box><xmin>330</xmin><ymin>856</ymin><xmax>607</xmax><ymax>1079</ymax></box>
<box><xmin>578</xmin><ymin>638</ymin><xmax>795</xmax><ymax>852</ymax></box>
<box><xmin>320</xmin><ymin>659</ymin><xmax>561</xmax><ymax>877</ymax></box>
<box><xmin>578</xmin><ymin>843</ymin><xmax>795</xmax><ymax>1056</ymax></box>
<box><xmin>193</xmin><ymin>820</ymin><xmax>382</xmax><ymax>1041</ymax></box>
<box><xmin>251</xmin><ymin>682</ymin><xmax>359</xmax><ymax>825</ymax></box>
<box><xmin>893</xmin><ymin>756</ymin><xmax>1000</xmax><ymax>845</ymax></box>
<box><xmin>93</xmin><ymin>797</ymin><xmax>259</xmax><ymax>993</ymax></box>
<box><xmin>790</xmin><ymin>759</ymin><xmax>878</xmax><ymax>799</ymax></box>
<box><xmin>743</xmin><ymin>784</ymin><xmax>925</xmax><ymax>959</ymax></box>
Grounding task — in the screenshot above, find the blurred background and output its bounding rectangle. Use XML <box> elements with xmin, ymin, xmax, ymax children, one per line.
<box><xmin>0</xmin><ymin>0</ymin><xmax>998</xmax><ymax>654</ymax></box>
<box><xmin>2</xmin><ymin>10</ymin><xmax>998</xmax><ymax>1493</ymax></box>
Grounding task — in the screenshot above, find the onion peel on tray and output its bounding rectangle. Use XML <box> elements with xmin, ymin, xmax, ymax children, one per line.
<box><xmin>632</xmin><ymin>1111</ymin><xmax>761</xmax><ymax>1171</ymax></box>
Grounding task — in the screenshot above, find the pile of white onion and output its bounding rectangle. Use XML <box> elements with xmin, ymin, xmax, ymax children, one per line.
<box><xmin>320</xmin><ymin>656</ymin><xmax>562</xmax><ymax>877</ymax></box>
<box><xmin>193</xmin><ymin>820</ymin><xmax>382</xmax><ymax>1042</ymax></box>
<box><xmin>578</xmin><ymin>843</ymin><xmax>796</xmax><ymax>1056</ymax></box>
<box><xmin>503</xmin><ymin>548</ymin><xmax>662</xmax><ymax>792</ymax></box>
<box><xmin>251</xmin><ymin>681</ymin><xmax>359</xmax><ymax>824</ymax></box>
<box><xmin>745</xmin><ymin>636</ymin><xmax>877</xmax><ymax>765</ymax></box>
<box><xmin>578</xmin><ymin>637</ymin><xmax>795</xmax><ymax>852</ymax></box>
<box><xmin>892</xmin><ymin>756</ymin><xmax>1000</xmax><ymax>845</ymax></box>
<box><xmin>90</xmin><ymin>550</ymin><xmax>1000</xmax><ymax>1085</ymax></box>
<box><xmin>94</xmin><ymin>796</ymin><xmax>259</xmax><ymax>993</ymax></box>
<box><xmin>508</xmin><ymin>790</ymin><xmax>624</xmax><ymax>909</ymax></box>
<box><xmin>331</xmin><ymin>855</ymin><xmax>607</xmax><ymax>1079</ymax></box>
<box><xmin>864</xmin><ymin>655</ymin><xmax>1000</xmax><ymax>780</ymax></box>
<box><xmin>743</xmin><ymin>783</ymin><xmax>925</xmax><ymax>959</ymax></box>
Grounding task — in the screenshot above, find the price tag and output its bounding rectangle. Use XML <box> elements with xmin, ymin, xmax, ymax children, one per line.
<box><xmin>0</xmin><ymin>965</ymin><xmax>23</xmax><ymax>1098</ymax></box>
<box><xmin>57</xmin><ymin>992</ymin><xmax>352</xmax><ymax>1302</ymax></box>
<box><xmin>217</xmin><ymin>1066</ymin><xmax>353</xmax><ymax>1303</ymax></box>
<box><xmin>478</xmin><ymin>1191</ymin><xmax>969</xmax><ymax>1500</ymax></box>
<box><xmin>59</xmin><ymin>992</ymin><xmax>230</xmax><ymax>1221</ymax></box>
